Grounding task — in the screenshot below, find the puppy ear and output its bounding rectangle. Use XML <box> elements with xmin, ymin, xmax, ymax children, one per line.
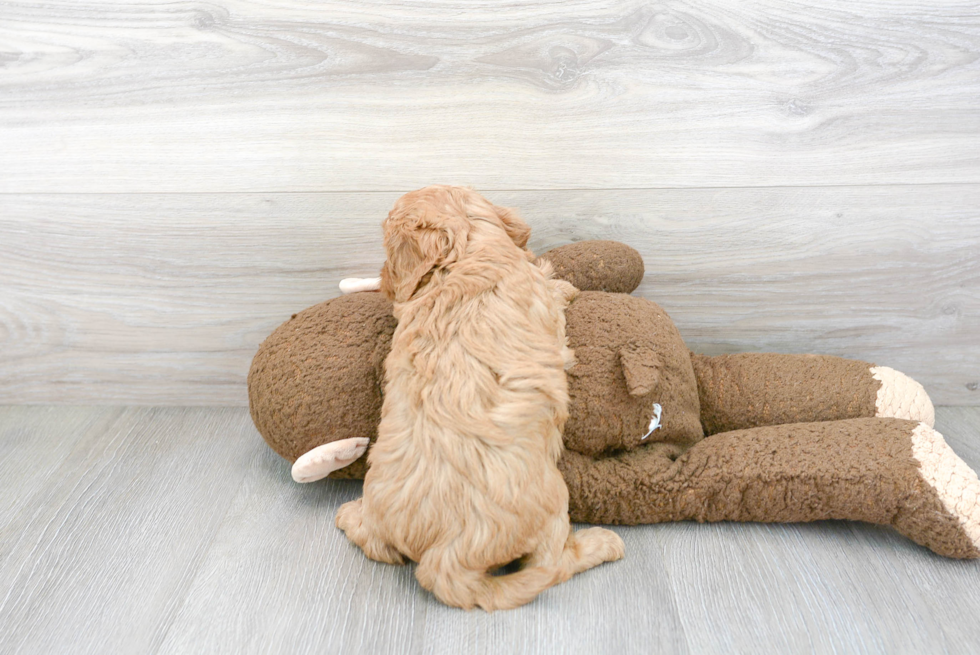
<box><xmin>493</xmin><ymin>204</ymin><xmax>531</xmax><ymax>249</ymax></box>
<box><xmin>381</xmin><ymin>224</ymin><xmax>453</xmax><ymax>303</ymax></box>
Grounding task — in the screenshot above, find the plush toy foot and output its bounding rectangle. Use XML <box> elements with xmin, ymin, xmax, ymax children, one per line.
<box><xmin>292</xmin><ymin>437</ymin><xmax>370</xmax><ymax>483</ymax></box>
<box><xmin>872</xmin><ymin>366</ymin><xmax>936</xmax><ymax>427</ymax></box>
<box><xmin>896</xmin><ymin>423</ymin><xmax>980</xmax><ymax>558</ymax></box>
<box><xmin>339</xmin><ymin>277</ymin><xmax>382</xmax><ymax>294</ymax></box>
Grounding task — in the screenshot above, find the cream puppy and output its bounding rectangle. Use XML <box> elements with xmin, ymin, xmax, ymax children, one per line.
<box><xmin>335</xmin><ymin>186</ymin><xmax>624</xmax><ymax>611</ymax></box>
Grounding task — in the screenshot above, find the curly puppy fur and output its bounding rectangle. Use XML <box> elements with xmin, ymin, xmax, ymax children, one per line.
<box><xmin>336</xmin><ymin>186</ymin><xmax>624</xmax><ymax>611</ymax></box>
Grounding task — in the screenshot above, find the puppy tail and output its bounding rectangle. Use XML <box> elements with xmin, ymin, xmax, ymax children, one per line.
<box><xmin>415</xmin><ymin>551</ymin><xmax>560</xmax><ymax>612</ymax></box>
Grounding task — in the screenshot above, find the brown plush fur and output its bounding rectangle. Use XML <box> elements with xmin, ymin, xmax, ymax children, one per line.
<box><xmin>247</xmin><ymin>292</ymin><xmax>395</xmax><ymax>478</ymax></box>
<box><xmin>691</xmin><ymin>353</ymin><xmax>880</xmax><ymax>435</ymax></box>
<box><xmin>248</xmin><ymin>239</ymin><xmax>980</xmax><ymax>562</ymax></box>
<box><xmin>559</xmin><ymin>417</ymin><xmax>980</xmax><ymax>559</ymax></box>
<box><xmin>335</xmin><ymin>187</ymin><xmax>624</xmax><ymax>611</ymax></box>
<box><xmin>563</xmin><ymin>291</ymin><xmax>703</xmax><ymax>457</ymax></box>
<box><xmin>539</xmin><ymin>239</ymin><xmax>645</xmax><ymax>294</ymax></box>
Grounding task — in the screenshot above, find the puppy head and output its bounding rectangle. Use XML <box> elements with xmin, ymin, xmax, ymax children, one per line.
<box><xmin>487</xmin><ymin>202</ymin><xmax>531</xmax><ymax>250</ymax></box>
<box><xmin>452</xmin><ymin>186</ymin><xmax>531</xmax><ymax>251</ymax></box>
<box><xmin>379</xmin><ymin>186</ymin><xmax>531</xmax><ymax>302</ymax></box>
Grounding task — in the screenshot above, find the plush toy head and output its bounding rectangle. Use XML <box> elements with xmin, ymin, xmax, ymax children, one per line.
<box><xmin>248</xmin><ymin>291</ymin><xmax>395</xmax><ymax>479</ymax></box>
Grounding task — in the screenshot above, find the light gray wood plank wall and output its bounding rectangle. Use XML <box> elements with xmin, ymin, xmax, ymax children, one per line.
<box><xmin>1</xmin><ymin>1</ymin><xmax>979</xmax><ymax>191</ymax></box>
<box><xmin>2</xmin><ymin>187</ymin><xmax>978</xmax><ymax>405</ymax></box>
<box><xmin>1</xmin><ymin>1</ymin><xmax>978</xmax><ymax>405</ymax></box>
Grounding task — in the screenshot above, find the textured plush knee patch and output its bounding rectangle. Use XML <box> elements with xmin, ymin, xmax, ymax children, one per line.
<box><xmin>911</xmin><ymin>423</ymin><xmax>980</xmax><ymax>557</ymax></box>
<box><xmin>872</xmin><ymin>366</ymin><xmax>936</xmax><ymax>427</ymax></box>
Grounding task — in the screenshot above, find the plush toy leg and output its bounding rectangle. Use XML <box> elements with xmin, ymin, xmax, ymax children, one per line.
<box><xmin>559</xmin><ymin>417</ymin><xmax>980</xmax><ymax>559</ymax></box>
<box><xmin>691</xmin><ymin>353</ymin><xmax>935</xmax><ymax>435</ymax></box>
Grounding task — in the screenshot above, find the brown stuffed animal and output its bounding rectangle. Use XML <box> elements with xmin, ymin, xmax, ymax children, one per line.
<box><xmin>248</xmin><ymin>240</ymin><xmax>980</xmax><ymax>559</ymax></box>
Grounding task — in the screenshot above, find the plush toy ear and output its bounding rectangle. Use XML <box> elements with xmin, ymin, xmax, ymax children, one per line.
<box><xmin>619</xmin><ymin>344</ymin><xmax>663</xmax><ymax>396</ymax></box>
<box><xmin>380</xmin><ymin>223</ymin><xmax>455</xmax><ymax>303</ymax></box>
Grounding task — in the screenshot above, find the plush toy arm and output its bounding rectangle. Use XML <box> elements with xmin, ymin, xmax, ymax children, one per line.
<box><xmin>691</xmin><ymin>353</ymin><xmax>935</xmax><ymax>435</ymax></box>
<box><xmin>559</xmin><ymin>417</ymin><xmax>980</xmax><ymax>559</ymax></box>
<box><xmin>537</xmin><ymin>241</ymin><xmax>645</xmax><ymax>294</ymax></box>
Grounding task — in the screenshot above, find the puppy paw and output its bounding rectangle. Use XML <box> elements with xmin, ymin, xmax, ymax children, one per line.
<box><xmin>335</xmin><ymin>498</ymin><xmax>363</xmax><ymax>532</ymax></box>
<box><xmin>561</xmin><ymin>344</ymin><xmax>577</xmax><ymax>371</ymax></box>
<box><xmin>552</xmin><ymin>279</ymin><xmax>580</xmax><ymax>304</ymax></box>
<box><xmin>575</xmin><ymin>527</ymin><xmax>626</xmax><ymax>563</ymax></box>
<box><xmin>336</xmin><ymin>499</ymin><xmax>406</xmax><ymax>565</ymax></box>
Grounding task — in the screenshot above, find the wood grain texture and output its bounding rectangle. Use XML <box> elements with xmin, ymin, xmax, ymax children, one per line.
<box><xmin>1</xmin><ymin>0</ymin><xmax>979</xmax><ymax>192</ymax></box>
<box><xmin>0</xmin><ymin>406</ymin><xmax>979</xmax><ymax>654</ymax></box>
<box><xmin>0</xmin><ymin>406</ymin><xmax>112</xmax><ymax>556</ymax></box>
<box><xmin>1</xmin><ymin>186</ymin><xmax>977</xmax><ymax>405</ymax></box>
<box><xmin>0</xmin><ymin>407</ymin><xmax>258</xmax><ymax>654</ymax></box>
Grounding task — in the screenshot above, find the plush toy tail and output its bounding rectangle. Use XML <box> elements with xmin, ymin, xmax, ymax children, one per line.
<box><xmin>560</xmin><ymin>417</ymin><xmax>980</xmax><ymax>559</ymax></box>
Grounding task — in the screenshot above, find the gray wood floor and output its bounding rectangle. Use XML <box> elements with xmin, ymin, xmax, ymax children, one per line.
<box><xmin>1</xmin><ymin>406</ymin><xmax>979</xmax><ymax>654</ymax></box>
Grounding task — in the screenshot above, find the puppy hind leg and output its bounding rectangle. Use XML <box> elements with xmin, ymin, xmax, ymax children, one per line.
<box><xmin>335</xmin><ymin>498</ymin><xmax>405</xmax><ymax>565</ymax></box>
<box><xmin>557</xmin><ymin>527</ymin><xmax>625</xmax><ymax>580</ymax></box>
<box><xmin>528</xmin><ymin>515</ymin><xmax>624</xmax><ymax>583</ymax></box>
